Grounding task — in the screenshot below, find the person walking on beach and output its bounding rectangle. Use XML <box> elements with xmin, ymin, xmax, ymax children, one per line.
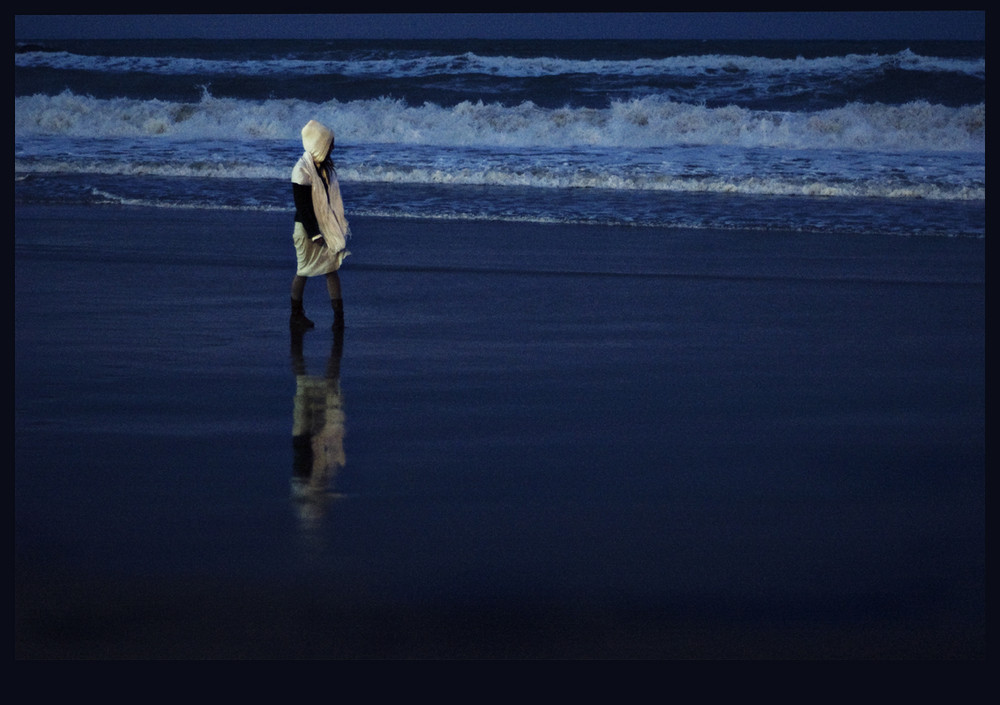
<box><xmin>290</xmin><ymin>119</ymin><xmax>351</xmax><ymax>330</ymax></box>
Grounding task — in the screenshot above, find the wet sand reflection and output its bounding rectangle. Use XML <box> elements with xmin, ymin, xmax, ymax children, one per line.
<box><xmin>290</xmin><ymin>327</ymin><xmax>345</xmax><ymax>528</ymax></box>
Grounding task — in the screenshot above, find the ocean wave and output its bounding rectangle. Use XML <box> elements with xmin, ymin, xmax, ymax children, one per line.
<box><xmin>14</xmin><ymin>90</ymin><xmax>985</xmax><ymax>153</ymax></box>
<box><xmin>14</xmin><ymin>154</ymin><xmax>984</xmax><ymax>202</ymax></box>
<box><xmin>15</xmin><ymin>46</ymin><xmax>985</xmax><ymax>81</ymax></box>
<box><xmin>339</xmin><ymin>166</ymin><xmax>985</xmax><ymax>201</ymax></box>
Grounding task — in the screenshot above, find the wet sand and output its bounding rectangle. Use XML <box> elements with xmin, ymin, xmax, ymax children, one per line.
<box><xmin>15</xmin><ymin>205</ymin><xmax>985</xmax><ymax>659</ymax></box>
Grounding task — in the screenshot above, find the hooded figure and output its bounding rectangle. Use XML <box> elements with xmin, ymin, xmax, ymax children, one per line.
<box><xmin>289</xmin><ymin>119</ymin><xmax>350</xmax><ymax>330</ymax></box>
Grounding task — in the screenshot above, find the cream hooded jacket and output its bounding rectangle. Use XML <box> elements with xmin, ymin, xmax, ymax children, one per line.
<box><xmin>291</xmin><ymin>120</ymin><xmax>350</xmax><ymax>255</ymax></box>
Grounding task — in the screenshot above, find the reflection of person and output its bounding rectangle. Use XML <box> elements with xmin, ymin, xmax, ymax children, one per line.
<box><xmin>290</xmin><ymin>119</ymin><xmax>351</xmax><ymax>331</ymax></box>
<box><xmin>290</xmin><ymin>326</ymin><xmax>346</xmax><ymax>523</ymax></box>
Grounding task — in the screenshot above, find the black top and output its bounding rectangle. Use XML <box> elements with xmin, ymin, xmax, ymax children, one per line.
<box><xmin>293</xmin><ymin>159</ymin><xmax>334</xmax><ymax>240</ymax></box>
<box><xmin>292</xmin><ymin>183</ymin><xmax>320</xmax><ymax>237</ymax></box>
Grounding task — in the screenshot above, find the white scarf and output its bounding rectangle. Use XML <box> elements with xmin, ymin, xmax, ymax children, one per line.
<box><xmin>299</xmin><ymin>151</ymin><xmax>350</xmax><ymax>253</ymax></box>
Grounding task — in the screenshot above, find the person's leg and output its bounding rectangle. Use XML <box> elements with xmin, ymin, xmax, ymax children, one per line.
<box><xmin>325</xmin><ymin>271</ymin><xmax>342</xmax><ymax>300</ymax></box>
<box><xmin>326</xmin><ymin>271</ymin><xmax>344</xmax><ymax>329</ymax></box>
<box><xmin>290</xmin><ymin>275</ymin><xmax>314</xmax><ymax>329</ymax></box>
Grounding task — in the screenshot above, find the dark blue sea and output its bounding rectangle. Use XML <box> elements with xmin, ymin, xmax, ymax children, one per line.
<box><xmin>15</xmin><ymin>38</ymin><xmax>984</xmax><ymax>237</ymax></box>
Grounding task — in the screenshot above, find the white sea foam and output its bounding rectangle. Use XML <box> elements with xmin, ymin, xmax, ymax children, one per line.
<box><xmin>14</xmin><ymin>90</ymin><xmax>985</xmax><ymax>153</ymax></box>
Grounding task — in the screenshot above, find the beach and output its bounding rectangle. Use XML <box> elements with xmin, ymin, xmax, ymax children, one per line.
<box><xmin>14</xmin><ymin>204</ymin><xmax>985</xmax><ymax>659</ymax></box>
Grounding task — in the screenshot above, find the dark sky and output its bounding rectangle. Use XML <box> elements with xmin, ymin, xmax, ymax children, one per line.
<box><xmin>14</xmin><ymin>12</ymin><xmax>985</xmax><ymax>41</ymax></box>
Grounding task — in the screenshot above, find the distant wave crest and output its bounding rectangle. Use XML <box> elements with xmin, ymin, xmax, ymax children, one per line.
<box><xmin>15</xmin><ymin>47</ymin><xmax>986</xmax><ymax>81</ymax></box>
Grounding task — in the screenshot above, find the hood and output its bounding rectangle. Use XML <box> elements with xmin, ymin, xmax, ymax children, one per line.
<box><xmin>301</xmin><ymin>119</ymin><xmax>334</xmax><ymax>163</ymax></box>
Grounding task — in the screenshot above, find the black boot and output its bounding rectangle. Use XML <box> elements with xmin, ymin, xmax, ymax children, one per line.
<box><xmin>331</xmin><ymin>298</ymin><xmax>345</xmax><ymax>330</ymax></box>
<box><xmin>290</xmin><ymin>298</ymin><xmax>315</xmax><ymax>330</ymax></box>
